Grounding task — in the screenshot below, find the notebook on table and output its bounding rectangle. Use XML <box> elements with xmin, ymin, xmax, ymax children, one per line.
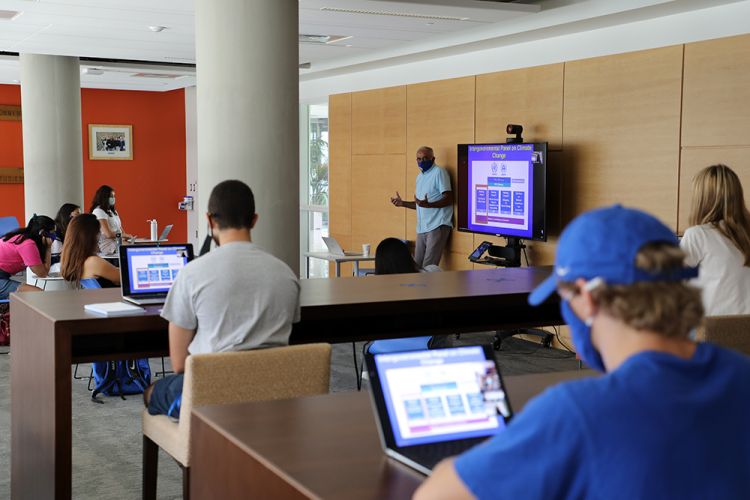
<box><xmin>119</xmin><ymin>243</ymin><xmax>193</xmax><ymax>305</ymax></box>
<box><xmin>365</xmin><ymin>345</ymin><xmax>513</xmax><ymax>475</ymax></box>
<box><xmin>322</xmin><ymin>236</ymin><xmax>361</xmax><ymax>256</ymax></box>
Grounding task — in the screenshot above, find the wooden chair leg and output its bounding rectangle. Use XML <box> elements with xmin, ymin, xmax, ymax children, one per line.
<box><xmin>143</xmin><ymin>435</ymin><xmax>159</xmax><ymax>500</ymax></box>
<box><xmin>182</xmin><ymin>465</ymin><xmax>191</xmax><ymax>500</ymax></box>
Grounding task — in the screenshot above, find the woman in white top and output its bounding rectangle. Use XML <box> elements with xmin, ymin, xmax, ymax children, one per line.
<box><xmin>681</xmin><ymin>164</ymin><xmax>750</xmax><ymax>316</ymax></box>
<box><xmin>89</xmin><ymin>185</ymin><xmax>135</xmax><ymax>254</ymax></box>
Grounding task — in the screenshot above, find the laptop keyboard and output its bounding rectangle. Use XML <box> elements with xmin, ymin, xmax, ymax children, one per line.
<box><xmin>401</xmin><ymin>438</ymin><xmax>486</xmax><ymax>470</ymax></box>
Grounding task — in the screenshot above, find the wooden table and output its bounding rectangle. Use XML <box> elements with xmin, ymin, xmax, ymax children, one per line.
<box><xmin>10</xmin><ymin>267</ymin><xmax>561</xmax><ymax>499</ymax></box>
<box><xmin>190</xmin><ymin>370</ymin><xmax>593</xmax><ymax>500</ymax></box>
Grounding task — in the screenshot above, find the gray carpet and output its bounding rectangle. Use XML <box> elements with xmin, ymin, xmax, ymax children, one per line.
<box><xmin>0</xmin><ymin>331</ymin><xmax>578</xmax><ymax>499</ymax></box>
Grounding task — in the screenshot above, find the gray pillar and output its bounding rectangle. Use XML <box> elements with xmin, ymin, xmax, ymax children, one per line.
<box><xmin>19</xmin><ymin>54</ymin><xmax>84</xmax><ymax>221</ymax></box>
<box><xmin>195</xmin><ymin>0</ymin><xmax>300</xmax><ymax>273</ymax></box>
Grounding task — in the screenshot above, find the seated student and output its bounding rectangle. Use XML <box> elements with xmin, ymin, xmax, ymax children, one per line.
<box><xmin>51</xmin><ymin>203</ymin><xmax>81</xmax><ymax>259</ymax></box>
<box><xmin>144</xmin><ymin>180</ymin><xmax>300</xmax><ymax>418</ymax></box>
<box><xmin>375</xmin><ymin>237</ymin><xmax>441</xmax><ymax>274</ymax></box>
<box><xmin>681</xmin><ymin>164</ymin><xmax>750</xmax><ymax>315</ymax></box>
<box><xmin>90</xmin><ymin>185</ymin><xmax>135</xmax><ymax>254</ymax></box>
<box><xmin>415</xmin><ymin>205</ymin><xmax>750</xmax><ymax>500</ymax></box>
<box><xmin>60</xmin><ymin>214</ymin><xmax>121</xmax><ymax>288</ymax></box>
<box><xmin>0</xmin><ymin>215</ymin><xmax>56</xmax><ymax>299</ymax></box>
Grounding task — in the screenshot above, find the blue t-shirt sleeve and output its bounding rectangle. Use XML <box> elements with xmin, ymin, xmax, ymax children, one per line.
<box><xmin>438</xmin><ymin>167</ymin><xmax>452</xmax><ymax>193</ymax></box>
<box><xmin>454</xmin><ymin>386</ymin><xmax>589</xmax><ymax>500</ymax></box>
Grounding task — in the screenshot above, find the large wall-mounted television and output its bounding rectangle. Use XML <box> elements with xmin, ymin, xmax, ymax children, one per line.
<box><xmin>457</xmin><ymin>142</ymin><xmax>548</xmax><ymax>242</ymax></box>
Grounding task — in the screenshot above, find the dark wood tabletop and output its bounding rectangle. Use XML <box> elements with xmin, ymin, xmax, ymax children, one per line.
<box><xmin>190</xmin><ymin>370</ymin><xmax>594</xmax><ymax>500</ymax></box>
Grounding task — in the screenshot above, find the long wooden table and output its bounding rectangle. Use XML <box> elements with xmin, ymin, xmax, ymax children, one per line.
<box><xmin>190</xmin><ymin>370</ymin><xmax>593</xmax><ymax>499</ymax></box>
<box><xmin>10</xmin><ymin>267</ymin><xmax>561</xmax><ymax>499</ymax></box>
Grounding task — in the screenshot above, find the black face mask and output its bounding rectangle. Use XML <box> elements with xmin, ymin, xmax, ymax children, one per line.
<box><xmin>199</xmin><ymin>221</ymin><xmax>215</xmax><ymax>256</ymax></box>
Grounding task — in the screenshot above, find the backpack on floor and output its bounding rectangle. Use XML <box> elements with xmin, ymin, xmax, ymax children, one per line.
<box><xmin>91</xmin><ymin>359</ymin><xmax>151</xmax><ymax>402</ymax></box>
<box><xmin>0</xmin><ymin>301</ymin><xmax>10</xmax><ymax>346</ymax></box>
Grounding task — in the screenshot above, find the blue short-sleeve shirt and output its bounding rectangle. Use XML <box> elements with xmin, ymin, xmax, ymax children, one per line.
<box><xmin>415</xmin><ymin>164</ymin><xmax>453</xmax><ymax>234</ymax></box>
<box><xmin>454</xmin><ymin>342</ymin><xmax>750</xmax><ymax>499</ymax></box>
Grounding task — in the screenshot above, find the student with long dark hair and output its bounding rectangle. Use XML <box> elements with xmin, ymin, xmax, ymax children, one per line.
<box><xmin>60</xmin><ymin>214</ymin><xmax>120</xmax><ymax>288</ymax></box>
<box><xmin>375</xmin><ymin>237</ymin><xmax>442</xmax><ymax>274</ymax></box>
<box><xmin>0</xmin><ymin>214</ymin><xmax>56</xmax><ymax>298</ymax></box>
<box><xmin>90</xmin><ymin>185</ymin><xmax>135</xmax><ymax>254</ymax></box>
<box><xmin>681</xmin><ymin>164</ymin><xmax>750</xmax><ymax>315</ymax></box>
<box><xmin>51</xmin><ymin>203</ymin><xmax>81</xmax><ymax>256</ymax></box>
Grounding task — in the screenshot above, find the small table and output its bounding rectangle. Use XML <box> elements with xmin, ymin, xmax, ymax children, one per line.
<box><xmin>303</xmin><ymin>251</ymin><xmax>376</xmax><ymax>278</ymax></box>
<box><xmin>190</xmin><ymin>370</ymin><xmax>594</xmax><ymax>499</ymax></box>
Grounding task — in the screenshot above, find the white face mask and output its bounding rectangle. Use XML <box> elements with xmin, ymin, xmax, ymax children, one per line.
<box><xmin>108</xmin><ymin>197</ymin><xmax>116</xmax><ymax>207</ymax></box>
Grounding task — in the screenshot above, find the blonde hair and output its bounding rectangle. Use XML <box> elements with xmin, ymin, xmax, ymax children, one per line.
<box><xmin>559</xmin><ymin>243</ymin><xmax>703</xmax><ymax>338</ymax></box>
<box><xmin>689</xmin><ymin>164</ymin><xmax>750</xmax><ymax>266</ymax></box>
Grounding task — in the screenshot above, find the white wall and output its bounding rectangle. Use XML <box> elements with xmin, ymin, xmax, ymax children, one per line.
<box><xmin>184</xmin><ymin>86</ymin><xmax>199</xmax><ymax>250</ymax></box>
<box><xmin>299</xmin><ymin>0</ymin><xmax>750</xmax><ymax>103</ymax></box>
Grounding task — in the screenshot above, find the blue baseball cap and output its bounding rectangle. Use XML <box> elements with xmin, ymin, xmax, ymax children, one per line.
<box><xmin>528</xmin><ymin>205</ymin><xmax>698</xmax><ymax>305</ymax></box>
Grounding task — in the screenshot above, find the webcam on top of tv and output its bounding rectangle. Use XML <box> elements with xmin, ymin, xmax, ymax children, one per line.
<box><xmin>506</xmin><ymin>124</ymin><xmax>523</xmax><ymax>144</ymax></box>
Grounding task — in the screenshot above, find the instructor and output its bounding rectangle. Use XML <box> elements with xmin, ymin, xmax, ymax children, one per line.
<box><xmin>390</xmin><ymin>146</ymin><xmax>453</xmax><ymax>267</ymax></box>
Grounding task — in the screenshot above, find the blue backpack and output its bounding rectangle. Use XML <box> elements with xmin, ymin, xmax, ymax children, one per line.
<box><xmin>91</xmin><ymin>359</ymin><xmax>151</xmax><ymax>403</ymax></box>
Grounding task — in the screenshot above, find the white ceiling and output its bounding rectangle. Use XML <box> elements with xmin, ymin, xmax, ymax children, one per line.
<box><xmin>0</xmin><ymin>0</ymin><xmax>746</xmax><ymax>91</ymax></box>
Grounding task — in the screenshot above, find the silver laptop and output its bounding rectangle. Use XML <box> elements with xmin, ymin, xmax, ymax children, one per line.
<box><xmin>130</xmin><ymin>224</ymin><xmax>173</xmax><ymax>244</ymax></box>
<box><xmin>322</xmin><ymin>236</ymin><xmax>361</xmax><ymax>256</ymax></box>
<box><xmin>365</xmin><ymin>345</ymin><xmax>513</xmax><ymax>475</ymax></box>
<box><xmin>119</xmin><ymin>243</ymin><xmax>194</xmax><ymax>305</ymax></box>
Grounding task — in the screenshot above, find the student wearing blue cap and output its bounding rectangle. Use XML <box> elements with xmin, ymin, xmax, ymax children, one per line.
<box><xmin>415</xmin><ymin>205</ymin><xmax>750</xmax><ymax>500</ymax></box>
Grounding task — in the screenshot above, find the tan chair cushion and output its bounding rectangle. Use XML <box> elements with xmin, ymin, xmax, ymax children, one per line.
<box><xmin>142</xmin><ymin>343</ymin><xmax>332</xmax><ymax>467</ymax></box>
<box><xmin>696</xmin><ymin>315</ymin><xmax>750</xmax><ymax>356</ymax></box>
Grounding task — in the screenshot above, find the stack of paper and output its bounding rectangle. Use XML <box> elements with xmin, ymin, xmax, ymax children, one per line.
<box><xmin>84</xmin><ymin>302</ymin><xmax>146</xmax><ymax>317</ymax></box>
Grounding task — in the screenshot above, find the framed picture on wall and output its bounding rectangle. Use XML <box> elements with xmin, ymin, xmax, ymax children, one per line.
<box><xmin>88</xmin><ymin>124</ymin><xmax>133</xmax><ymax>160</ymax></box>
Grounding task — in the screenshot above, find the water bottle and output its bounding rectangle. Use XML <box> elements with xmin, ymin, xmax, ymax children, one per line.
<box><xmin>150</xmin><ymin>219</ymin><xmax>158</xmax><ymax>241</ymax></box>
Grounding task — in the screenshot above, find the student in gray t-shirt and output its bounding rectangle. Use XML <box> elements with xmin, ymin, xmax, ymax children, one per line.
<box><xmin>144</xmin><ymin>180</ymin><xmax>300</xmax><ymax>418</ymax></box>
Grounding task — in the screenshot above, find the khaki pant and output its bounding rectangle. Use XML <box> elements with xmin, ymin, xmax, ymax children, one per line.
<box><xmin>415</xmin><ymin>225</ymin><xmax>451</xmax><ymax>268</ymax></box>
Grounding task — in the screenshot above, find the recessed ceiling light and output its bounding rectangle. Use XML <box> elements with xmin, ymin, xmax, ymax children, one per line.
<box><xmin>149</xmin><ymin>25</ymin><xmax>168</xmax><ymax>32</ymax></box>
<box><xmin>12</xmin><ymin>79</ymin><xmax>20</xmax><ymax>84</ymax></box>
<box><xmin>0</xmin><ymin>10</ymin><xmax>23</xmax><ymax>21</ymax></box>
<box><xmin>299</xmin><ymin>62</ymin><xmax>312</xmax><ymax>69</ymax></box>
<box><xmin>82</xmin><ymin>68</ymin><xmax>104</xmax><ymax>76</ymax></box>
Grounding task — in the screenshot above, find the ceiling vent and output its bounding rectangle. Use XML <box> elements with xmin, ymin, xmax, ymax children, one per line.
<box><xmin>320</xmin><ymin>7</ymin><xmax>469</xmax><ymax>21</ymax></box>
<box><xmin>0</xmin><ymin>10</ymin><xmax>23</xmax><ymax>20</ymax></box>
<box><xmin>299</xmin><ymin>62</ymin><xmax>312</xmax><ymax>69</ymax></box>
<box><xmin>132</xmin><ymin>72</ymin><xmax>180</xmax><ymax>79</ymax></box>
<box><xmin>299</xmin><ymin>34</ymin><xmax>351</xmax><ymax>44</ymax></box>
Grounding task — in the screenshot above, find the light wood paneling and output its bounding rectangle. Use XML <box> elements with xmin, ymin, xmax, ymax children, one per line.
<box><xmin>683</xmin><ymin>34</ymin><xmax>750</xmax><ymax>148</ymax></box>
<box><xmin>406</xmin><ymin>76</ymin><xmax>476</xmax><ymax>269</ymax></box>
<box><xmin>351</xmin><ymin>87</ymin><xmax>406</xmax><ymax>155</ymax></box>
<box><xmin>329</xmin><ymin>93</ymin><xmax>352</xmax><ymax>240</ymax></box>
<box><xmin>562</xmin><ymin>46</ymin><xmax>683</xmax><ymax>228</ymax></box>
<box><xmin>678</xmin><ymin>147</ymin><xmax>750</xmax><ymax>232</ymax></box>
<box><xmin>351</xmin><ymin>154</ymin><xmax>407</xmax><ymax>255</ymax></box>
<box><xmin>475</xmin><ymin>64</ymin><xmax>564</xmax><ymax>150</ymax></box>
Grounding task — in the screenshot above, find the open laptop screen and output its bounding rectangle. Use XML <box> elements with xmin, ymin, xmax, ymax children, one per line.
<box><xmin>373</xmin><ymin>346</ymin><xmax>510</xmax><ymax>448</ymax></box>
<box><xmin>122</xmin><ymin>244</ymin><xmax>191</xmax><ymax>295</ymax></box>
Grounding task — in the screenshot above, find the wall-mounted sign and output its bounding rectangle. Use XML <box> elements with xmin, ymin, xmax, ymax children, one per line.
<box><xmin>0</xmin><ymin>168</ymin><xmax>24</xmax><ymax>184</ymax></box>
<box><xmin>0</xmin><ymin>105</ymin><xmax>21</xmax><ymax>121</ymax></box>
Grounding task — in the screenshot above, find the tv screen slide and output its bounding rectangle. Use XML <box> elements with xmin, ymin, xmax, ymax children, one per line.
<box><xmin>457</xmin><ymin>142</ymin><xmax>547</xmax><ymax>241</ymax></box>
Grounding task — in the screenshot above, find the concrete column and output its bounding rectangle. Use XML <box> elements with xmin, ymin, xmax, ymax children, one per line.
<box><xmin>19</xmin><ymin>54</ymin><xmax>84</xmax><ymax>221</ymax></box>
<box><xmin>195</xmin><ymin>0</ymin><xmax>300</xmax><ymax>273</ymax></box>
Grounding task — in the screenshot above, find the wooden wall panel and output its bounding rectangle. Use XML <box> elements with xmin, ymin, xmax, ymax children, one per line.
<box><xmin>351</xmin><ymin>87</ymin><xmax>406</xmax><ymax>155</ymax></box>
<box><xmin>683</xmin><ymin>35</ymin><xmax>750</xmax><ymax>148</ymax></box>
<box><xmin>475</xmin><ymin>64</ymin><xmax>564</xmax><ymax>150</ymax></box>
<box><xmin>328</xmin><ymin>93</ymin><xmax>353</xmax><ymax>277</ymax></box>
<box><xmin>562</xmin><ymin>46</ymin><xmax>683</xmax><ymax>229</ymax></box>
<box><xmin>678</xmin><ymin>148</ymin><xmax>750</xmax><ymax>232</ymax></box>
<box><xmin>350</xmin><ymin>154</ymin><xmax>407</xmax><ymax>254</ymax></box>
<box><xmin>406</xmin><ymin>77</ymin><xmax>476</xmax><ymax>269</ymax></box>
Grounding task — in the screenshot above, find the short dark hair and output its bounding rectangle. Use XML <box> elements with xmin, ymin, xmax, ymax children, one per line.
<box><xmin>375</xmin><ymin>238</ymin><xmax>418</xmax><ymax>275</ymax></box>
<box><xmin>207</xmin><ymin>180</ymin><xmax>255</xmax><ymax>230</ymax></box>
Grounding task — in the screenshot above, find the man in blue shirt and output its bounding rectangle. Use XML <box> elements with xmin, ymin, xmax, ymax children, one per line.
<box><xmin>391</xmin><ymin>146</ymin><xmax>453</xmax><ymax>267</ymax></box>
<box><xmin>414</xmin><ymin>205</ymin><xmax>750</xmax><ymax>500</ymax></box>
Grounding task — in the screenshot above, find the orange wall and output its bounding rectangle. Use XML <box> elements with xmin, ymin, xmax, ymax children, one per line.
<box><xmin>0</xmin><ymin>85</ymin><xmax>24</xmax><ymax>226</ymax></box>
<box><xmin>0</xmin><ymin>85</ymin><xmax>187</xmax><ymax>241</ymax></box>
<box><xmin>82</xmin><ymin>88</ymin><xmax>186</xmax><ymax>240</ymax></box>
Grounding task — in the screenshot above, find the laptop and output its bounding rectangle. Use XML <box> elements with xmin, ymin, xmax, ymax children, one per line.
<box><xmin>119</xmin><ymin>243</ymin><xmax>194</xmax><ymax>305</ymax></box>
<box><xmin>131</xmin><ymin>224</ymin><xmax>173</xmax><ymax>244</ymax></box>
<box><xmin>322</xmin><ymin>236</ymin><xmax>361</xmax><ymax>256</ymax></box>
<box><xmin>365</xmin><ymin>345</ymin><xmax>513</xmax><ymax>475</ymax></box>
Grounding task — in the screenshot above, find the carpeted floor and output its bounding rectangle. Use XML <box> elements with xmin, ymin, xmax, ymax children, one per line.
<box><xmin>0</xmin><ymin>331</ymin><xmax>578</xmax><ymax>499</ymax></box>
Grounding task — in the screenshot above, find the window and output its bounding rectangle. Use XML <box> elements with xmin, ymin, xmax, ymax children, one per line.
<box><xmin>300</xmin><ymin>104</ymin><xmax>329</xmax><ymax>278</ymax></box>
